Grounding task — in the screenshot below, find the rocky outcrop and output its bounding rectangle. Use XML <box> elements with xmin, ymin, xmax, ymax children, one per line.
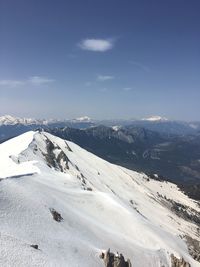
<box><xmin>171</xmin><ymin>254</ymin><xmax>191</xmax><ymax>267</ymax></box>
<box><xmin>43</xmin><ymin>137</ymin><xmax>70</xmax><ymax>172</ymax></box>
<box><xmin>158</xmin><ymin>194</ymin><xmax>200</xmax><ymax>227</ymax></box>
<box><xmin>49</xmin><ymin>208</ymin><xmax>63</xmax><ymax>222</ymax></box>
<box><xmin>100</xmin><ymin>249</ymin><xmax>132</xmax><ymax>267</ymax></box>
<box><xmin>185</xmin><ymin>235</ymin><xmax>200</xmax><ymax>263</ymax></box>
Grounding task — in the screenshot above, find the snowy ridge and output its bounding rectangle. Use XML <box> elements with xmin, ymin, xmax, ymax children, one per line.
<box><xmin>0</xmin><ymin>131</ymin><xmax>199</xmax><ymax>266</ymax></box>
<box><xmin>142</xmin><ymin>116</ymin><xmax>168</xmax><ymax>122</ymax></box>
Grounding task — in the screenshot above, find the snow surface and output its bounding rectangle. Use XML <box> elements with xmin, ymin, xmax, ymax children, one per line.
<box><xmin>0</xmin><ymin>131</ymin><xmax>199</xmax><ymax>267</ymax></box>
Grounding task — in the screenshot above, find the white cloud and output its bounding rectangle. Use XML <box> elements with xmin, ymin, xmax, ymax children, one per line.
<box><xmin>97</xmin><ymin>75</ymin><xmax>114</xmax><ymax>81</ymax></box>
<box><xmin>29</xmin><ymin>76</ymin><xmax>54</xmax><ymax>85</ymax></box>
<box><xmin>0</xmin><ymin>80</ymin><xmax>25</xmax><ymax>88</ymax></box>
<box><xmin>79</xmin><ymin>38</ymin><xmax>114</xmax><ymax>52</ymax></box>
<box><xmin>0</xmin><ymin>76</ymin><xmax>54</xmax><ymax>88</ymax></box>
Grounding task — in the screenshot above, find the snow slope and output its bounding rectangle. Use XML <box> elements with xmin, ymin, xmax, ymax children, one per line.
<box><xmin>0</xmin><ymin>131</ymin><xmax>199</xmax><ymax>267</ymax></box>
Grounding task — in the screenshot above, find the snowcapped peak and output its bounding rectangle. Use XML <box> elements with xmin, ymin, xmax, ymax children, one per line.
<box><xmin>0</xmin><ymin>114</ymin><xmax>20</xmax><ymax>125</ymax></box>
<box><xmin>189</xmin><ymin>123</ymin><xmax>198</xmax><ymax>129</ymax></box>
<box><xmin>112</xmin><ymin>125</ymin><xmax>121</xmax><ymax>131</ymax></box>
<box><xmin>0</xmin><ymin>114</ymin><xmax>44</xmax><ymax>125</ymax></box>
<box><xmin>74</xmin><ymin>116</ymin><xmax>92</xmax><ymax>122</ymax></box>
<box><xmin>142</xmin><ymin>115</ymin><xmax>168</xmax><ymax>122</ymax></box>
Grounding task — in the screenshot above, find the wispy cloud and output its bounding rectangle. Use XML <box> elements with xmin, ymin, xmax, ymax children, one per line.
<box><xmin>129</xmin><ymin>61</ymin><xmax>150</xmax><ymax>72</ymax></box>
<box><xmin>29</xmin><ymin>76</ymin><xmax>54</xmax><ymax>85</ymax></box>
<box><xmin>0</xmin><ymin>80</ymin><xmax>25</xmax><ymax>88</ymax></box>
<box><xmin>0</xmin><ymin>76</ymin><xmax>54</xmax><ymax>88</ymax></box>
<box><xmin>78</xmin><ymin>38</ymin><xmax>114</xmax><ymax>52</ymax></box>
<box><xmin>97</xmin><ymin>75</ymin><xmax>114</xmax><ymax>81</ymax></box>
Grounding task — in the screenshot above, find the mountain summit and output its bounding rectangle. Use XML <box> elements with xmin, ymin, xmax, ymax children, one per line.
<box><xmin>0</xmin><ymin>131</ymin><xmax>199</xmax><ymax>266</ymax></box>
<box><xmin>142</xmin><ymin>116</ymin><xmax>169</xmax><ymax>122</ymax></box>
<box><xmin>74</xmin><ymin>116</ymin><xmax>92</xmax><ymax>122</ymax></box>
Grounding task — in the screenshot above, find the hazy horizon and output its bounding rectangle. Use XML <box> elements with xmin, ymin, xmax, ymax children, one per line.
<box><xmin>1</xmin><ymin>113</ymin><xmax>200</xmax><ymax>123</ymax></box>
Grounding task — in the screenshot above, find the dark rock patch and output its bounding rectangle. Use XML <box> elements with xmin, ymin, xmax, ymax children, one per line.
<box><xmin>100</xmin><ymin>249</ymin><xmax>132</xmax><ymax>267</ymax></box>
<box><xmin>171</xmin><ymin>254</ymin><xmax>191</xmax><ymax>267</ymax></box>
<box><xmin>30</xmin><ymin>244</ymin><xmax>39</xmax><ymax>250</ymax></box>
<box><xmin>80</xmin><ymin>173</ymin><xmax>85</xmax><ymax>178</ymax></box>
<box><xmin>86</xmin><ymin>187</ymin><xmax>92</xmax><ymax>191</ymax></box>
<box><xmin>43</xmin><ymin>137</ymin><xmax>70</xmax><ymax>172</ymax></box>
<box><xmin>184</xmin><ymin>235</ymin><xmax>200</xmax><ymax>263</ymax></box>
<box><xmin>65</xmin><ymin>141</ymin><xmax>72</xmax><ymax>152</ymax></box>
<box><xmin>50</xmin><ymin>208</ymin><xmax>63</xmax><ymax>222</ymax></box>
<box><xmin>75</xmin><ymin>165</ymin><xmax>80</xmax><ymax>171</ymax></box>
<box><xmin>56</xmin><ymin>150</ymin><xmax>70</xmax><ymax>171</ymax></box>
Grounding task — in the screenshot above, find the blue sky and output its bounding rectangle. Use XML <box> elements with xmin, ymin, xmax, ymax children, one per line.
<box><xmin>0</xmin><ymin>0</ymin><xmax>200</xmax><ymax>120</ymax></box>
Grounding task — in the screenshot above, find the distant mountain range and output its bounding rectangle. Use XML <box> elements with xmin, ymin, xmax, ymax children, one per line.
<box><xmin>0</xmin><ymin>115</ymin><xmax>200</xmax><ymax>141</ymax></box>
<box><xmin>0</xmin><ymin>115</ymin><xmax>94</xmax><ymax>126</ymax></box>
<box><xmin>0</xmin><ymin>115</ymin><xmax>94</xmax><ymax>141</ymax></box>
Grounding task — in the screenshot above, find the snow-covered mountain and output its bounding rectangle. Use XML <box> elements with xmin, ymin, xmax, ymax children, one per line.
<box><xmin>0</xmin><ymin>131</ymin><xmax>199</xmax><ymax>266</ymax></box>
<box><xmin>0</xmin><ymin>115</ymin><xmax>94</xmax><ymax>141</ymax></box>
<box><xmin>142</xmin><ymin>116</ymin><xmax>169</xmax><ymax>122</ymax></box>
<box><xmin>0</xmin><ymin>115</ymin><xmax>92</xmax><ymax>126</ymax></box>
<box><xmin>73</xmin><ymin>116</ymin><xmax>92</xmax><ymax>122</ymax></box>
<box><xmin>0</xmin><ymin>115</ymin><xmax>44</xmax><ymax>125</ymax></box>
<box><xmin>1</xmin><ymin>114</ymin><xmax>200</xmax><ymax>136</ymax></box>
